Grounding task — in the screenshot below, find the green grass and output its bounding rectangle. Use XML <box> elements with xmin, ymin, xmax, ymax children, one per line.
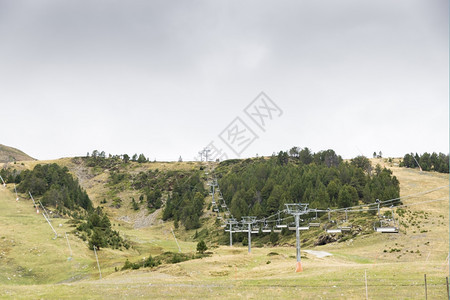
<box><xmin>0</xmin><ymin>158</ymin><xmax>448</xmax><ymax>299</ymax></box>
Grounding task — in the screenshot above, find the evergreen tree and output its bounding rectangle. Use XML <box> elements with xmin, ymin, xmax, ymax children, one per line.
<box><xmin>197</xmin><ymin>240</ymin><xmax>207</xmax><ymax>254</ymax></box>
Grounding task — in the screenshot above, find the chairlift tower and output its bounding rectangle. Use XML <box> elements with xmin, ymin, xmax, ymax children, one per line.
<box><xmin>241</xmin><ymin>216</ymin><xmax>257</xmax><ymax>253</ymax></box>
<box><xmin>203</xmin><ymin>147</ymin><xmax>211</xmax><ymax>162</ymax></box>
<box><xmin>376</xmin><ymin>199</ymin><xmax>381</xmax><ymax>217</ymax></box>
<box><xmin>208</xmin><ymin>179</ymin><xmax>218</xmax><ymax>206</ymax></box>
<box><xmin>225</xmin><ymin>218</ymin><xmax>238</xmax><ymax>246</ymax></box>
<box><xmin>285</xmin><ymin>203</ymin><xmax>309</xmax><ymax>272</ymax></box>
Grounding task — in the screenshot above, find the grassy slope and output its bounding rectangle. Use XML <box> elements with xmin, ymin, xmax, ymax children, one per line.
<box><xmin>0</xmin><ymin>144</ymin><xmax>35</xmax><ymax>163</ymax></box>
<box><xmin>0</xmin><ymin>158</ymin><xmax>448</xmax><ymax>299</ymax></box>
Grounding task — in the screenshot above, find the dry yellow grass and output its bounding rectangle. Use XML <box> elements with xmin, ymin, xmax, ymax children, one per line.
<box><xmin>0</xmin><ymin>158</ymin><xmax>448</xmax><ymax>299</ymax></box>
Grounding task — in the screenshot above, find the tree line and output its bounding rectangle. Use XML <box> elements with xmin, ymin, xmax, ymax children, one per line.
<box><xmin>400</xmin><ymin>152</ymin><xmax>449</xmax><ymax>173</ymax></box>
<box><xmin>17</xmin><ymin>164</ymin><xmax>92</xmax><ymax>210</ymax></box>
<box><xmin>85</xmin><ymin>150</ymin><xmax>150</xmax><ymax>167</ymax></box>
<box><xmin>162</xmin><ymin>172</ymin><xmax>206</xmax><ymax>230</ymax></box>
<box><xmin>215</xmin><ymin>149</ymin><xmax>400</xmax><ymax>220</ymax></box>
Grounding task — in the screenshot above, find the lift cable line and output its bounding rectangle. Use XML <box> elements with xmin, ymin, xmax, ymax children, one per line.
<box><xmin>203</xmin><ymin>162</ymin><xmax>448</xmax><ymax>271</ymax></box>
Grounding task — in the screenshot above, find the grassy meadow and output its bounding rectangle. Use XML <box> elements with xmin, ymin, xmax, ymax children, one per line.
<box><xmin>0</xmin><ymin>158</ymin><xmax>448</xmax><ymax>299</ymax></box>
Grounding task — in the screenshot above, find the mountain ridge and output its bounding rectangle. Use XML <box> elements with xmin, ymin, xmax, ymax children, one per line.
<box><xmin>0</xmin><ymin>144</ymin><xmax>35</xmax><ymax>163</ymax></box>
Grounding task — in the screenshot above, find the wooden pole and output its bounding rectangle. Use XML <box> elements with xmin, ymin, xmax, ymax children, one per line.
<box><xmin>424</xmin><ymin>274</ymin><xmax>427</xmax><ymax>300</ymax></box>
<box><xmin>365</xmin><ymin>270</ymin><xmax>368</xmax><ymax>300</ymax></box>
<box><xmin>446</xmin><ymin>277</ymin><xmax>449</xmax><ymax>300</ymax></box>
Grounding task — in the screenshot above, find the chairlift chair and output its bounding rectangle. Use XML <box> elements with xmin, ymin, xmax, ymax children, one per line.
<box><xmin>262</xmin><ymin>224</ymin><xmax>272</xmax><ymax>233</ymax></box>
<box><xmin>340</xmin><ymin>226</ymin><xmax>352</xmax><ymax>232</ymax></box>
<box><xmin>288</xmin><ymin>222</ymin><xmax>296</xmax><ymax>231</ymax></box>
<box><xmin>374</xmin><ymin>219</ymin><xmax>399</xmax><ymax>233</ymax></box>
<box><xmin>309</xmin><ymin>210</ymin><xmax>321</xmax><ymax>227</ymax></box>
<box><xmin>374</xmin><ymin>206</ymin><xmax>399</xmax><ymax>233</ymax></box>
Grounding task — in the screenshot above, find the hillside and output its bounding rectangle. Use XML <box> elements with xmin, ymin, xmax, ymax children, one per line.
<box><xmin>0</xmin><ymin>156</ymin><xmax>448</xmax><ymax>299</ymax></box>
<box><xmin>0</xmin><ymin>144</ymin><xmax>35</xmax><ymax>163</ymax></box>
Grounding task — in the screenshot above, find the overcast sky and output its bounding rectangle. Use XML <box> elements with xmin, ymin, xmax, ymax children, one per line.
<box><xmin>0</xmin><ymin>0</ymin><xmax>448</xmax><ymax>161</ymax></box>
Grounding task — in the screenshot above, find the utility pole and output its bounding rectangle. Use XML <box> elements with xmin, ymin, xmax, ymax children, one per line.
<box><xmin>285</xmin><ymin>203</ymin><xmax>309</xmax><ymax>272</ymax></box>
<box><xmin>241</xmin><ymin>216</ymin><xmax>256</xmax><ymax>253</ymax></box>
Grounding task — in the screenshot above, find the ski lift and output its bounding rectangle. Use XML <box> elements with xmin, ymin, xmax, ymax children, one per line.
<box><xmin>325</xmin><ymin>208</ymin><xmax>341</xmax><ymax>233</ymax></box>
<box><xmin>338</xmin><ymin>209</ymin><xmax>352</xmax><ymax>232</ymax></box>
<box><xmin>234</xmin><ymin>225</ymin><xmax>243</xmax><ymax>233</ymax></box>
<box><xmin>276</xmin><ymin>212</ymin><xmax>287</xmax><ymax>228</ymax></box>
<box><xmin>288</xmin><ymin>222</ymin><xmax>296</xmax><ymax>230</ymax></box>
<box><xmin>309</xmin><ymin>209</ymin><xmax>321</xmax><ymax>227</ymax></box>
<box><xmin>289</xmin><ymin>218</ymin><xmax>310</xmax><ymax>231</ymax></box>
<box><xmin>262</xmin><ymin>224</ymin><xmax>272</xmax><ymax>233</ymax></box>
<box><xmin>374</xmin><ymin>206</ymin><xmax>399</xmax><ymax>233</ymax></box>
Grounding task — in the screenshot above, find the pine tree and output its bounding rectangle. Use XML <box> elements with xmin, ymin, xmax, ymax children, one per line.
<box><xmin>197</xmin><ymin>240</ymin><xmax>207</xmax><ymax>254</ymax></box>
